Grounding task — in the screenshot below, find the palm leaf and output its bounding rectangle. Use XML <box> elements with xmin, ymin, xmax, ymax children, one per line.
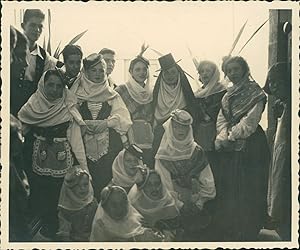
<box><xmin>150</xmin><ymin>47</ymin><xmax>163</xmax><ymax>56</ymax></box>
<box><xmin>228</xmin><ymin>19</ymin><xmax>248</xmax><ymax>56</ymax></box>
<box><xmin>67</xmin><ymin>29</ymin><xmax>88</xmax><ymax>45</ymax></box>
<box><xmin>53</xmin><ymin>41</ymin><xmax>62</xmax><ymax>59</ymax></box>
<box><xmin>238</xmin><ymin>18</ymin><xmax>269</xmax><ymax>55</ymax></box>
<box><xmin>43</xmin><ymin>36</ymin><xmax>46</xmax><ymax>51</ymax></box>
<box><xmin>47</xmin><ymin>9</ymin><xmax>52</xmax><ymax>55</ymax></box>
<box><xmin>187</xmin><ymin>46</ymin><xmax>199</xmax><ymax>70</ymax></box>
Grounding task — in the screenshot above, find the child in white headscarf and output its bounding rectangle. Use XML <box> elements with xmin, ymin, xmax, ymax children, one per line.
<box><xmin>57</xmin><ymin>166</ymin><xmax>97</xmax><ymax>241</ymax></box>
<box><xmin>111</xmin><ymin>144</ymin><xmax>144</xmax><ymax>193</ymax></box>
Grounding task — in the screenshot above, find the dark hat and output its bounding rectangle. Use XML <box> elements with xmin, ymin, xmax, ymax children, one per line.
<box><xmin>126</xmin><ymin>144</ymin><xmax>143</xmax><ymax>160</ymax></box>
<box><xmin>157</xmin><ymin>53</ymin><xmax>181</xmax><ymax>71</ymax></box>
<box><xmin>171</xmin><ymin>109</ymin><xmax>193</xmax><ymax>125</ymax></box>
<box><xmin>83</xmin><ymin>53</ymin><xmax>104</xmax><ymax>70</ymax></box>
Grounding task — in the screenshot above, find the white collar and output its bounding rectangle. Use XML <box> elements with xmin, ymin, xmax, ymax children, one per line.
<box><xmin>30</xmin><ymin>45</ymin><xmax>44</xmax><ymax>59</ymax></box>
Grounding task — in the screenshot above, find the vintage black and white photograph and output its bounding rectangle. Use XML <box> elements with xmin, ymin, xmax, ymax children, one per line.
<box><xmin>1</xmin><ymin>1</ymin><xmax>298</xmax><ymax>249</ymax></box>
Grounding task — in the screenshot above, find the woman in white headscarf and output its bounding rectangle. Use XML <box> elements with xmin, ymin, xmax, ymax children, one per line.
<box><xmin>71</xmin><ymin>53</ymin><xmax>132</xmax><ymax>200</ymax></box>
<box><xmin>115</xmin><ymin>53</ymin><xmax>154</xmax><ymax>167</ymax></box>
<box><xmin>128</xmin><ymin>169</ymin><xmax>183</xmax><ymax>241</ymax></box>
<box><xmin>155</xmin><ymin>109</ymin><xmax>216</xmax><ymax>241</ymax></box>
<box><xmin>18</xmin><ymin>68</ymin><xmax>87</xmax><ymax>239</ymax></box>
<box><xmin>194</xmin><ymin>60</ymin><xmax>226</xmax><ymax>207</ymax></box>
<box><xmin>90</xmin><ymin>185</ymin><xmax>164</xmax><ymax>242</ymax></box>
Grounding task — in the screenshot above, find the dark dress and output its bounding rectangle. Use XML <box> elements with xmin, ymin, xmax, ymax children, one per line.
<box><xmin>213</xmin><ymin>98</ymin><xmax>270</xmax><ymax>241</ymax></box>
<box><xmin>26</xmin><ymin>121</ymin><xmax>77</xmax><ymax>238</ymax></box>
<box><xmin>79</xmin><ymin>101</ymin><xmax>123</xmax><ymax>200</ymax></box>
<box><xmin>194</xmin><ymin>90</ymin><xmax>226</xmax><ymax>198</ymax></box>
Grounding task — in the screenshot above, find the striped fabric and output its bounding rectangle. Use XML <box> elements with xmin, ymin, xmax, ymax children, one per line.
<box><xmin>87</xmin><ymin>102</ymin><xmax>103</xmax><ymax>120</ymax></box>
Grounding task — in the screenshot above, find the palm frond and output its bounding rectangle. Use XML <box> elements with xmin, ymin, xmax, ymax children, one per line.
<box><xmin>67</xmin><ymin>29</ymin><xmax>88</xmax><ymax>45</ymax></box>
<box><xmin>150</xmin><ymin>47</ymin><xmax>163</xmax><ymax>57</ymax></box>
<box><xmin>238</xmin><ymin>18</ymin><xmax>269</xmax><ymax>55</ymax></box>
<box><xmin>47</xmin><ymin>9</ymin><xmax>52</xmax><ymax>55</ymax></box>
<box><xmin>228</xmin><ymin>19</ymin><xmax>248</xmax><ymax>56</ymax></box>
<box><xmin>53</xmin><ymin>41</ymin><xmax>62</xmax><ymax>59</ymax></box>
<box><xmin>138</xmin><ymin>42</ymin><xmax>149</xmax><ymax>57</ymax></box>
<box><xmin>187</xmin><ymin>46</ymin><xmax>199</xmax><ymax>70</ymax></box>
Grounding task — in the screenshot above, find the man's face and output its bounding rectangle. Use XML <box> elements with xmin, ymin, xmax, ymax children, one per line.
<box><xmin>65</xmin><ymin>54</ymin><xmax>82</xmax><ymax>78</ymax></box>
<box><xmin>101</xmin><ymin>53</ymin><xmax>115</xmax><ymax>75</ymax></box>
<box><xmin>22</xmin><ymin>17</ymin><xmax>44</xmax><ymax>43</ymax></box>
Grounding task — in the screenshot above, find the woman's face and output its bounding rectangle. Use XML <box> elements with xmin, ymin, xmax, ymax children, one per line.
<box><xmin>123</xmin><ymin>151</ymin><xmax>139</xmax><ymax>177</ymax></box>
<box><xmin>85</xmin><ymin>62</ymin><xmax>106</xmax><ymax>83</ymax></box>
<box><xmin>162</xmin><ymin>66</ymin><xmax>179</xmax><ymax>85</ymax></box>
<box><xmin>72</xmin><ymin>174</ymin><xmax>90</xmax><ymax>198</ymax></box>
<box><xmin>198</xmin><ymin>64</ymin><xmax>215</xmax><ymax>85</ymax></box>
<box><xmin>130</xmin><ymin>61</ymin><xmax>148</xmax><ymax>85</ymax></box>
<box><xmin>171</xmin><ymin>120</ymin><xmax>190</xmax><ymax>141</ymax></box>
<box><xmin>44</xmin><ymin>74</ymin><xmax>64</xmax><ymax>101</ymax></box>
<box><xmin>105</xmin><ymin>190</ymin><xmax>129</xmax><ymax>220</ymax></box>
<box><xmin>226</xmin><ymin>62</ymin><xmax>245</xmax><ymax>84</ymax></box>
<box><xmin>143</xmin><ymin>173</ymin><xmax>163</xmax><ymax>200</ymax></box>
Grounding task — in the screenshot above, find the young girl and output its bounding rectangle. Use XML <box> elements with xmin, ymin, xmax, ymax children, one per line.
<box><xmin>57</xmin><ymin>166</ymin><xmax>97</xmax><ymax>241</ymax></box>
<box><xmin>111</xmin><ymin>144</ymin><xmax>144</xmax><ymax>193</ymax></box>
<box><xmin>128</xmin><ymin>169</ymin><xmax>183</xmax><ymax>241</ymax></box>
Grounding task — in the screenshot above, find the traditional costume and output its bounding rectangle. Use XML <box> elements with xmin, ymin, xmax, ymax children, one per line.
<box><xmin>115</xmin><ymin>55</ymin><xmax>154</xmax><ymax>166</ymax></box>
<box><xmin>214</xmin><ymin>62</ymin><xmax>270</xmax><ymax>241</ymax></box>
<box><xmin>155</xmin><ymin>109</ymin><xmax>216</xmax><ymax>241</ymax></box>
<box><xmin>71</xmin><ymin>54</ymin><xmax>132</xmax><ymax>200</ymax></box>
<box><xmin>18</xmin><ymin>69</ymin><xmax>87</xmax><ymax>238</ymax></box>
<box><xmin>152</xmin><ymin>54</ymin><xmax>196</xmax><ymax>155</ymax></box>
<box><xmin>128</xmin><ymin>169</ymin><xmax>183</xmax><ymax>241</ymax></box>
<box><xmin>57</xmin><ymin>167</ymin><xmax>97</xmax><ymax>241</ymax></box>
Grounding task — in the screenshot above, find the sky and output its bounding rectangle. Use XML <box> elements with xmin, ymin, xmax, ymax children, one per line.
<box><xmin>10</xmin><ymin>1</ymin><xmax>270</xmax><ymax>127</ymax></box>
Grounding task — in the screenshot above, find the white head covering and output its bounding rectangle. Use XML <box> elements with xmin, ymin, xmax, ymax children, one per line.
<box><xmin>125</xmin><ymin>73</ymin><xmax>153</xmax><ymax>105</ymax></box>
<box><xmin>71</xmin><ymin>70</ymin><xmax>117</xmax><ymax>103</ymax></box>
<box><xmin>154</xmin><ymin>76</ymin><xmax>187</xmax><ymax>123</ymax></box>
<box><xmin>112</xmin><ymin>149</ymin><xmax>143</xmax><ymax>189</ymax></box>
<box><xmin>18</xmin><ymin>70</ymin><xmax>88</xmax><ymax>171</ymax></box>
<box><xmin>195</xmin><ymin>61</ymin><xmax>225</xmax><ymax>98</ymax></box>
<box><xmin>58</xmin><ymin>167</ymin><xmax>94</xmax><ymax>211</ymax></box>
<box><xmin>155</xmin><ymin>111</ymin><xmax>197</xmax><ymax>161</ymax></box>
<box><xmin>128</xmin><ymin>171</ymin><xmax>182</xmax><ymax>227</ymax></box>
<box><xmin>90</xmin><ymin>195</ymin><xmax>145</xmax><ymax>241</ymax></box>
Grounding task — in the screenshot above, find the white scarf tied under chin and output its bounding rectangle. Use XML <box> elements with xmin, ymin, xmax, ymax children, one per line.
<box><xmin>128</xmin><ymin>183</ymin><xmax>182</xmax><ymax>227</ymax></box>
<box><xmin>112</xmin><ymin>149</ymin><xmax>142</xmax><ymax>188</ymax></box>
<box><xmin>195</xmin><ymin>65</ymin><xmax>225</xmax><ymax>98</ymax></box>
<box><xmin>155</xmin><ymin>117</ymin><xmax>197</xmax><ymax>161</ymax></box>
<box><xmin>125</xmin><ymin>73</ymin><xmax>153</xmax><ymax>105</ymax></box>
<box><xmin>71</xmin><ymin>70</ymin><xmax>117</xmax><ymax>103</ymax></box>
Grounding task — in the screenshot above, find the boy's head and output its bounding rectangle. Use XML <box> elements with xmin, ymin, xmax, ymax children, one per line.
<box><xmin>98</xmin><ymin>48</ymin><xmax>116</xmax><ymax>75</ymax></box>
<box><xmin>62</xmin><ymin>45</ymin><xmax>83</xmax><ymax>78</ymax></box>
<box><xmin>21</xmin><ymin>9</ymin><xmax>45</xmax><ymax>44</ymax></box>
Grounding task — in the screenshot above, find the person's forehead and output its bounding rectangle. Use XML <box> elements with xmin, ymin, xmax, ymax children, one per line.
<box><xmin>102</xmin><ymin>53</ymin><xmax>115</xmax><ymax>60</ymax></box>
<box><xmin>66</xmin><ymin>54</ymin><xmax>82</xmax><ymax>61</ymax></box>
<box><xmin>46</xmin><ymin>74</ymin><xmax>62</xmax><ymax>83</ymax></box>
<box><xmin>26</xmin><ymin>16</ymin><xmax>44</xmax><ymax>24</ymax></box>
<box><xmin>124</xmin><ymin>150</ymin><xmax>138</xmax><ymax>160</ymax></box>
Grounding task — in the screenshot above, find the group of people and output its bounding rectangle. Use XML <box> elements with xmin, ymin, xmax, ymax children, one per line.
<box><xmin>9</xmin><ymin>9</ymin><xmax>291</xmax><ymax>243</ymax></box>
